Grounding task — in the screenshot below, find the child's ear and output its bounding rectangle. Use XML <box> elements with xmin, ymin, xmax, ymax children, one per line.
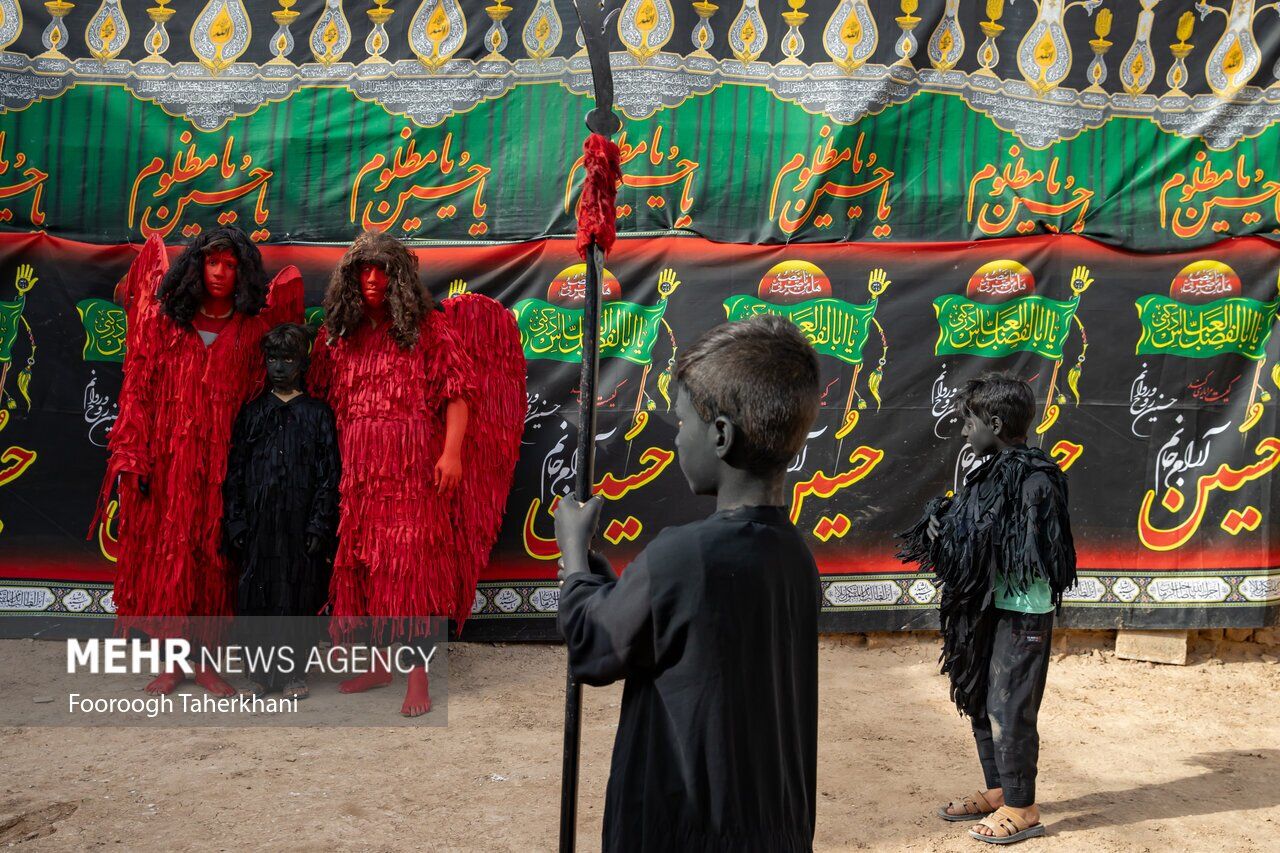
<box><xmin>713</xmin><ymin>415</ymin><xmax>735</xmax><ymax>460</ymax></box>
<box><xmin>990</xmin><ymin>415</ymin><xmax>1003</xmax><ymax>437</ymax></box>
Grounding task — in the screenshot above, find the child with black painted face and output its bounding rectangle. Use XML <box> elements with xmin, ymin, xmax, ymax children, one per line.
<box><xmin>555</xmin><ymin>314</ymin><xmax>822</xmax><ymax>853</ymax></box>
<box><xmin>223</xmin><ymin>323</ymin><xmax>340</xmax><ymax>701</ymax></box>
<box><xmin>900</xmin><ymin>373</ymin><xmax>1077</xmax><ymax>845</ymax></box>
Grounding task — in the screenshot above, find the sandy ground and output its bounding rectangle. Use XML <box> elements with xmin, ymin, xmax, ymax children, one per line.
<box><xmin>1</xmin><ymin>636</ymin><xmax>1278</xmax><ymax>852</ymax></box>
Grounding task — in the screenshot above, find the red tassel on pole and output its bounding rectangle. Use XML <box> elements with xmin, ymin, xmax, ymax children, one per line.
<box><xmin>574</xmin><ymin>133</ymin><xmax>622</xmax><ymax>261</ymax></box>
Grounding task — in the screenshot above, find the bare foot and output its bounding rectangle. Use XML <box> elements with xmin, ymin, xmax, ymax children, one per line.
<box><xmin>944</xmin><ymin>787</ymin><xmax>1003</xmax><ymax>818</ymax></box>
<box><xmin>193</xmin><ymin>667</ymin><xmax>236</xmax><ymax>698</ymax></box>
<box><xmin>339</xmin><ymin>660</ymin><xmax>392</xmax><ymax>694</ymax></box>
<box><xmin>145</xmin><ymin>671</ymin><xmax>184</xmax><ymax>695</ymax></box>
<box><xmin>972</xmin><ymin>803</ymin><xmax>1040</xmax><ymax>837</ymax></box>
<box><xmin>400</xmin><ymin>666</ymin><xmax>431</xmax><ymax>717</ymax></box>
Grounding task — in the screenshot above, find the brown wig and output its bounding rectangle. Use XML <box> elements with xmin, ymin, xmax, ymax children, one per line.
<box><xmin>156</xmin><ymin>226</ymin><xmax>269</xmax><ymax>327</ymax></box>
<box><xmin>324</xmin><ymin>231</ymin><xmax>435</xmax><ymax>349</ymax></box>
<box><xmin>960</xmin><ymin>373</ymin><xmax>1035</xmax><ymax>441</ymax></box>
<box><xmin>675</xmin><ymin>314</ymin><xmax>820</xmax><ymax>474</ymax></box>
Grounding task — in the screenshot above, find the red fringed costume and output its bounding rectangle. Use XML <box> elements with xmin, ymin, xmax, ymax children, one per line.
<box><xmin>96</xmin><ymin>232</ymin><xmax>303</xmax><ymax>642</ymax></box>
<box><xmin>311</xmin><ymin>234</ymin><xmax>525</xmax><ymax>644</ymax></box>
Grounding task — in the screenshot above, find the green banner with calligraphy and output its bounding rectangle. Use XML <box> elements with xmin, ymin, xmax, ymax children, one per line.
<box><xmin>75</xmin><ymin>298</ymin><xmax>127</xmax><ymax>363</ymax></box>
<box><xmin>512</xmin><ymin>298</ymin><xmax>668</xmax><ymax>366</ymax></box>
<box><xmin>1135</xmin><ymin>295</ymin><xmax>1280</xmax><ymax>360</ymax></box>
<box><xmin>0</xmin><ymin>297</ymin><xmax>23</xmax><ymax>362</ymax></box>
<box><xmin>933</xmin><ymin>295</ymin><xmax>1080</xmax><ymax>360</ymax></box>
<box><xmin>723</xmin><ymin>295</ymin><xmax>878</xmax><ymax>366</ymax></box>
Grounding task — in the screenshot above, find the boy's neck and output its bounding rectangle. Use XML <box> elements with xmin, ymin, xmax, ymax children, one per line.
<box><xmin>272</xmin><ymin>388</ymin><xmax>302</xmax><ymax>402</ymax></box>
<box><xmin>714</xmin><ymin>467</ymin><xmax>787</xmax><ymax>512</ymax></box>
<box><xmin>992</xmin><ymin>436</ymin><xmax>1026</xmax><ymax>454</ymax></box>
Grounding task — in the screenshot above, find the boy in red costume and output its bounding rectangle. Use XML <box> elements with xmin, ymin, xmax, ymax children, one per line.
<box><xmin>96</xmin><ymin>227</ymin><xmax>303</xmax><ymax>696</ymax></box>
<box><xmin>310</xmin><ymin>231</ymin><xmax>524</xmax><ymax>717</ymax></box>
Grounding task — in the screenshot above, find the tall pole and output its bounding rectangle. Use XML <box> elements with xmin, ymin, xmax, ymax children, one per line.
<box><xmin>560</xmin><ymin>242</ymin><xmax>601</xmax><ymax>852</ymax></box>
<box><xmin>560</xmin><ymin>3</ymin><xmax>621</xmax><ymax>850</ymax></box>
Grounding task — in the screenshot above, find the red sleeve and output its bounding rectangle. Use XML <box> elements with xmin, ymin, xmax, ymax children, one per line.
<box><xmin>107</xmin><ymin>235</ymin><xmax>167</xmax><ymax>480</ymax></box>
<box><xmin>91</xmin><ymin>235</ymin><xmax>167</xmax><ymax>534</ymax></box>
<box><xmin>307</xmin><ymin>327</ymin><xmax>332</xmax><ymax>402</ymax></box>
<box><xmin>424</xmin><ymin>312</ymin><xmax>475</xmax><ymax>405</ymax></box>
<box><xmin>262</xmin><ymin>265</ymin><xmax>304</xmax><ymax>327</ymax></box>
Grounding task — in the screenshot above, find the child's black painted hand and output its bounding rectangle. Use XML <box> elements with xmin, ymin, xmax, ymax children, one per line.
<box><xmin>555</xmin><ymin>495</ymin><xmax>604</xmax><ymax>577</ymax></box>
<box><xmin>927</xmin><ymin>515</ymin><xmax>943</xmax><ymax>541</ymax></box>
<box><xmin>306</xmin><ymin>533</ymin><xmax>323</xmax><ymax>555</ymax></box>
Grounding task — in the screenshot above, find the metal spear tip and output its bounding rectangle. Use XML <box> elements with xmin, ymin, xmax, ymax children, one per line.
<box><xmin>586</xmin><ymin>107</ymin><xmax>622</xmax><ymax>136</ymax></box>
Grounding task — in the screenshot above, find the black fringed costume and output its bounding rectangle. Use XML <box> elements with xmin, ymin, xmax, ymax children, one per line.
<box><xmin>898</xmin><ymin>446</ymin><xmax>1076</xmax><ymax>717</ymax></box>
<box><xmin>223</xmin><ymin>393</ymin><xmax>340</xmax><ymax>618</ymax></box>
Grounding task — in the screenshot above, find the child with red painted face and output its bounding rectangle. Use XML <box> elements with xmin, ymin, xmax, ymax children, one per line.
<box><xmin>900</xmin><ymin>373</ymin><xmax>1077</xmax><ymax>845</ymax></box>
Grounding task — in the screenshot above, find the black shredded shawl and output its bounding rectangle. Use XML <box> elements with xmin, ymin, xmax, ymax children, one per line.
<box><xmin>223</xmin><ymin>392</ymin><xmax>340</xmax><ymax>616</ymax></box>
<box><xmin>897</xmin><ymin>446</ymin><xmax>1076</xmax><ymax>716</ymax></box>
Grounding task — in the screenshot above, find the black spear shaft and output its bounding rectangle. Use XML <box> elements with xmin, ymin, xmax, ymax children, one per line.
<box><xmin>560</xmin><ymin>4</ymin><xmax>621</xmax><ymax>850</ymax></box>
<box><xmin>560</xmin><ymin>240</ymin><xmax>603</xmax><ymax>853</ymax></box>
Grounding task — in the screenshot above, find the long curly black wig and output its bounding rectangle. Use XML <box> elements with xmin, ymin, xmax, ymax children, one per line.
<box><xmin>324</xmin><ymin>231</ymin><xmax>435</xmax><ymax>349</ymax></box>
<box><xmin>156</xmin><ymin>227</ymin><xmax>269</xmax><ymax>328</ymax></box>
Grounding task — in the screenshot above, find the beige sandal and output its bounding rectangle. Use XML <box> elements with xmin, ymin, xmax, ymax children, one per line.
<box><xmin>283</xmin><ymin>680</ymin><xmax>309</xmax><ymax>701</ymax></box>
<box><xmin>239</xmin><ymin>682</ymin><xmax>267</xmax><ymax>700</ymax></box>
<box><xmin>938</xmin><ymin>790</ymin><xmax>997</xmax><ymax>822</ymax></box>
<box><xmin>969</xmin><ymin>806</ymin><xmax>1046</xmax><ymax>844</ymax></box>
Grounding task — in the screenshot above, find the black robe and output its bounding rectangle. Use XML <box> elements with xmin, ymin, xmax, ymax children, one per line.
<box><xmin>898</xmin><ymin>445</ymin><xmax>1076</xmax><ymax>717</ymax></box>
<box><xmin>558</xmin><ymin>506</ymin><xmax>819</xmax><ymax>853</ymax></box>
<box><xmin>223</xmin><ymin>392</ymin><xmax>340</xmax><ymax>617</ymax></box>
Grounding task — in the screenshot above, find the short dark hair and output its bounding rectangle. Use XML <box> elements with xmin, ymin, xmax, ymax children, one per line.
<box><xmin>961</xmin><ymin>373</ymin><xmax>1035</xmax><ymax>440</ymax></box>
<box><xmin>261</xmin><ymin>323</ymin><xmax>313</xmax><ymax>364</ymax></box>
<box><xmin>675</xmin><ymin>314</ymin><xmax>820</xmax><ymax>474</ymax></box>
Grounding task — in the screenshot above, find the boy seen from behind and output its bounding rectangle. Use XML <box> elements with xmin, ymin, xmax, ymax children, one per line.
<box><xmin>555</xmin><ymin>315</ymin><xmax>823</xmax><ymax>853</ymax></box>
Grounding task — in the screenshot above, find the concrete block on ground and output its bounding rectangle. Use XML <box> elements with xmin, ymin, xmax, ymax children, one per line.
<box><xmin>1115</xmin><ymin>629</ymin><xmax>1189</xmax><ymax>665</ymax></box>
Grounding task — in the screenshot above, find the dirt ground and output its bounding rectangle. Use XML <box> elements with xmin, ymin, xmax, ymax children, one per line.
<box><xmin>1</xmin><ymin>636</ymin><xmax>1278</xmax><ymax>852</ymax></box>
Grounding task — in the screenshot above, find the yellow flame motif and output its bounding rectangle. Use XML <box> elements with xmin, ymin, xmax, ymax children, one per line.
<box><xmin>534</xmin><ymin>14</ymin><xmax>549</xmax><ymax>45</ymax></box>
<box><xmin>1034</xmin><ymin>30</ymin><xmax>1055</xmax><ymax>68</ymax></box>
<box><xmin>428</xmin><ymin>3</ymin><xmax>450</xmax><ymax>41</ymax></box>
<box><xmin>841</xmin><ymin>15</ymin><xmax>860</xmax><ymax>46</ymax></box>
<box><xmin>322</xmin><ymin>19</ymin><xmax>340</xmax><ymax>49</ymax></box>
<box><xmin>100</xmin><ymin>19</ymin><xmax>116</xmax><ymax>42</ymax></box>
<box><xmin>939</xmin><ymin>30</ymin><xmax>953</xmax><ymax>53</ymax></box>
<box><xmin>1129</xmin><ymin>52</ymin><xmax>1144</xmax><ymax>81</ymax></box>
<box><xmin>985</xmin><ymin>0</ymin><xmax>1003</xmax><ymax>22</ymax></box>
<box><xmin>637</xmin><ymin>0</ymin><xmax>657</xmax><ymax>33</ymax></box>
<box><xmin>742</xmin><ymin>20</ymin><xmax>756</xmax><ymax>45</ymax></box>
<box><xmin>210</xmin><ymin>7</ymin><xmax>233</xmax><ymax>46</ymax></box>
<box><xmin>1223</xmin><ymin>37</ymin><xmax>1243</xmax><ymax>79</ymax></box>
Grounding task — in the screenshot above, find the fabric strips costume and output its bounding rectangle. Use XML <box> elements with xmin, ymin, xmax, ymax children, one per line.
<box><xmin>310</xmin><ymin>233</ymin><xmax>525</xmax><ymax>644</ymax></box>
<box><xmin>94</xmin><ymin>232</ymin><xmax>303</xmax><ymax>643</ymax></box>
<box><xmin>897</xmin><ymin>446</ymin><xmax>1076</xmax><ymax>716</ymax></box>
